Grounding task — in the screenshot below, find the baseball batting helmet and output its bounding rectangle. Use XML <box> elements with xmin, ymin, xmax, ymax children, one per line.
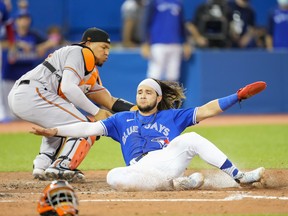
<box><xmin>37</xmin><ymin>180</ymin><xmax>79</xmax><ymax>216</ymax></box>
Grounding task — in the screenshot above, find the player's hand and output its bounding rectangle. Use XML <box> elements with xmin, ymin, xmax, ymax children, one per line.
<box><xmin>195</xmin><ymin>35</ymin><xmax>208</xmax><ymax>47</ymax></box>
<box><xmin>94</xmin><ymin>109</ymin><xmax>112</xmax><ymax>121</ymax></box>
<box><xmin>30</xmin><ymin>127</ymin><xmax>58</xmax><ymax>137</ymax></box>
<box><xmin>237</xmin><ymin>81</ymin><xmax>267</xmax><ymax>100</ymax></box>
<box><xmin>140</xmin><ymin>43</ymin><xmax>151</xmax><ymax>59</ymax></box>
<box><xmin>183</xmin><ymin>43</ymin><xmax>193</xmax><ymax>60</ymax></box>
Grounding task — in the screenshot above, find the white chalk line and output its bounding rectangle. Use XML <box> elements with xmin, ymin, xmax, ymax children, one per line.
<box><xmin>1</xmin><ymin>191</ymin><xmax>288</xmax><ymax>203</ymax></box>
<box><xmin>80</xmin><ymin>195</ymin><xmax>288</xmax><ymax>202</ymax></box>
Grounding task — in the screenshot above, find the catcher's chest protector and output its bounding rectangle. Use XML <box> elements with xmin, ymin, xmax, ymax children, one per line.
<box><xmin>73</xmin><ymin>44</ymin><xmax>96</xmax><ymax>75</ymax></box>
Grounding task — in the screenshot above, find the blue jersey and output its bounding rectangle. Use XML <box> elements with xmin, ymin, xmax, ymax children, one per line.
<box><xmin>0</xmin><ymin>1</ymin><xmax>9</xmax><ymax>26</ymax></box>
<box><xmin>268</xmin><ymin>8</ymin><xmax>288</xmax><ymax>49</ymax></box>
<box><xmin>0</xmin><ymin>0</ymin><xmax>10</xmax><ymax>40</ymax></box>
<box><xmin>227</xmin><ymin>1</ymin><xmax>255</xmax><ymax>36</ymax></box>
<box><xmin>2</xmin><ymin>30</ymin><xmax>45</xmax><ymax>80</ymax></box>
<box><xmin>101</xmin><ymin>108</ymin><xmax>198</xmax><ymax>165</ymax></box>
<box><xmin>143</xmin><ymin>0</ymin><xmax>186</xmax><ymax>44</ymax></box>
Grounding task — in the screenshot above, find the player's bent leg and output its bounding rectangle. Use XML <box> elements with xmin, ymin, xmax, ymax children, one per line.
<box><xmin>173</xmin><ymin>132</ymin><xmax>265</xmax><ymax>185</ymax></box>
<box><xmin>45</xmin><ymin>136</ymin><xmax>96</xmax><ymax>182</ymax></box>
<box><xmin>33</xmin><ymin>154</ymin><xmax>53</xmax><ymax>180</ymax></box>
<box><xmin>170</xmin><ymin>132</ymin><xmax>228</xmax><ymax>168</ymax></box>
<box><xmin>33</xmin><ymin>136</ymin><xmax>65</xmax><ymax>180</ymax></box>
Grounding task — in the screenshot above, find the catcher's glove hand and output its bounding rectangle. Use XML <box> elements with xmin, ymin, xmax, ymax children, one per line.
<box><xmin>94</xmin><ymin>109</ymin><xmax>112</xmax><ymax>121</ymax></box>
<box><xmin>237</xmin><ymin>81</ymin><xmax>267</xmax><ymax>100</ymax></box>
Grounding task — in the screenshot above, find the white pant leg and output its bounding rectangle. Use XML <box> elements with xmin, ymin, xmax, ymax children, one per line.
<box><xmin>8</xmin><ymin>83</ymin><xmax>87</xmax><ymax>126</ymax></box>
<box><xmin>147</xmin><ymin>44</ymin><xmax>182</xmax><ymax>81</ymax></box>
<box><xmin>177</xmin><ymin>132</ymin><xmax>228</xmax><ymax>168</ymax></box>
<box><xmin>147</xmin><ymin>44</ymin><xmax>167</xmax><ymax>80</ymax></box>
<box><xmin>8</xmin><ymin>83</ymin><xmax>88</xmax><ymax>169</ymax></box>
<box><xmin>2</xmin><ymin>79</ymin><xmax>17</xmax><ymax>120</ymax></box>
<box><xmin>164</xmin><ymin>44</ymin><xmax>182</xmax><ymax>81</ymax></box>
<box><xmin>0</xmin><ymin>79</ymin><xmax>5</xmax><ymax>120</ymax></box>
<box><xmin>0</xmin><ymin>43</ymin><xmax>5</xmax><ymax>120</ymax></box>
<box><xmin>107</xmin><ymin>132</ymin><xmax>228</xmax><ymax>191</ymax></box>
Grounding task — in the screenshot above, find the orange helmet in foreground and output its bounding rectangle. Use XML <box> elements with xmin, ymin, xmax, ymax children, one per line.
<box><xmin>37</xmin><ymin>180</ymin><xmax>79</xmax><ymax>216</ymax></box>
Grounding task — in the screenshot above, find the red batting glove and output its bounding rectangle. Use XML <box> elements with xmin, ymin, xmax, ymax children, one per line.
<box><xmin>237</xmin><ymin>81</ymin><xmax>267</xmax><ymax>100</ymax></box>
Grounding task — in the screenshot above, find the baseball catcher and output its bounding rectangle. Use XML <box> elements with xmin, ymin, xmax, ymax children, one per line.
<box><xmin>8</xmin><ymin>27</ymin><xmax>136</xmax><ymax>182</ymax></box>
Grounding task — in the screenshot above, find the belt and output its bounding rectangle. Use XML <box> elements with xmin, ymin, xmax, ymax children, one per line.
<box><xmin>42</xmin><ymin>61</ymin><xmax>56</xmax><ymax>73</ymax></box>
<box><xmin>129</xmin><ymin>152</ymin><xmax>148</xmax><ymax>165</ymax></box>
<box><xmin>134</xmin><ymin>152</ymin><xmax>148</xmax><ymax>162</ymax></box>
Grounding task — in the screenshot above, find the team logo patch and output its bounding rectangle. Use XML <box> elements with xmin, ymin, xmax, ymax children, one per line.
<box><xmin>151</xmin><ymin>137</ymin><xmax>170</xmax><ymax>148</ymax></box>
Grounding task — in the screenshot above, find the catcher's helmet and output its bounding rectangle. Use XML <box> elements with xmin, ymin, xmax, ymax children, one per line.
<box><xmin>37</xmin><ymin>180</ymin><xmax>79</xmax><ymax>216</ymax></box>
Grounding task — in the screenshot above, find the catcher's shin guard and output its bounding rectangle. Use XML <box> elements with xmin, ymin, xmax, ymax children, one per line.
<box><xmin>69</xmin><ymin>136</ymin><xmax>96</xmax><ymax>170</ymax></box>
<box><xmin>59</xmin><ymin>136</ymin><xmax>96</xmax><ymax>170</ymax></box>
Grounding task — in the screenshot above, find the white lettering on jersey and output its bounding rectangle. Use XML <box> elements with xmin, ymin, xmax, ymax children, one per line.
<box><xmin>157</xmin><ymin>3</ymin><xmax>181</xmax><ymax>16</ymax></box>
<box><xmin>122</xmin><ymin>123</ymin><xmax>170</xmax><ymax>145</ymax></box>
<box><xmin>143</xmin><ymin>122</ymin><xmax>170</xmax><ymax>136</ymax></box>
<box><xmin>122</xmin><ymin>126</ymin><xmax>138</xmax><ymax>144</ymax></box>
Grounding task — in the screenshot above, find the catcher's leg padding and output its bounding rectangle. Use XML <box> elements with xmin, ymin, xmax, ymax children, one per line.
<box><xmin>69</xmin><ymin>135</ymin><xmax>96</xmax><ymax>169</ymax></box>
<box><xmin>56</xmin><ymin>136</ymin><xmax>96</xmax><ymax>170</ymax></box>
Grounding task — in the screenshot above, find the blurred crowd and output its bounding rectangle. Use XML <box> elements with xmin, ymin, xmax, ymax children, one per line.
<box><xmin>0</xmin><ymin>0</ymin><xmax>68</xmax><ymax>123</ymax></box>
<box><xmin>120</xmin><ymin>0</ymin><xmax>288</xmax><ymax>81</ymax></box>
<box><xmin>121</xmin><ymin>0</ymin><xmax>288</xmax><ymax>50</ymax></box>
<box><xmin>0</xmin><ymin>0</ymin><xmax>287</xmax><ymax>122</ymax></box>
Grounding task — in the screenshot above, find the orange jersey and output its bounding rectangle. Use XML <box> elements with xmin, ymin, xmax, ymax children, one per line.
<box><xmin>58</xmin><ymin>68</ymin><xmax>102</xmax><ymax>99</ymax></box>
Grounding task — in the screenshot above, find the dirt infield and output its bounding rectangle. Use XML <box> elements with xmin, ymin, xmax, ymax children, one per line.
<box><xmin>0</xmin><ymin>115</ymin><xmax>288</xmax><ymax>216</ymax></box>
<box><xmin>0</xmin><ymin>170</ymin><xmax>288</xmax><ymax>216</ymax></box>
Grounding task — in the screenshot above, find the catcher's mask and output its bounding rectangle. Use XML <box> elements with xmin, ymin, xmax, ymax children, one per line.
<box><xmin>37</xmin><ymin>180</ymin><xmax>79</xmax><ymax>216</ymax></box>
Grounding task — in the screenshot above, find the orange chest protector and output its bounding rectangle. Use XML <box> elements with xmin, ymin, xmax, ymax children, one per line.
<box><xmin>58</xmin><ymin>44</ymin><xmax>102</xmax><ymax>99</ymax></box>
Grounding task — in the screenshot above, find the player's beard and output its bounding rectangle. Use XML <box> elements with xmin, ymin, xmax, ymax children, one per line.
<box><xmin>137</xmin><ymin>100</ymin><xmax>157</xmax><ymax>113</ymax></box>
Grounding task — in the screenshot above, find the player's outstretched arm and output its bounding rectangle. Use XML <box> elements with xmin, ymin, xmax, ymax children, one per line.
<box><xmin>196</xmin><ymin>81</ymin><xmax>266</xmax><ymax>122</ymax></box>
<box><xmin>30</xmin><ymin>121</ymin><xmax>105</xmax><ymax>137</ymax></box>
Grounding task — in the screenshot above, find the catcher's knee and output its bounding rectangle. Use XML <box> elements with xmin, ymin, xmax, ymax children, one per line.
<box><xmin>68</xmin><ymin>135</ymin><xmax>96</xmax><ymax>170</ymax></box>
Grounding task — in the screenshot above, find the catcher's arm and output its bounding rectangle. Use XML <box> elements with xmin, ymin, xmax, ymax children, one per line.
<box><xmin>196</xmin><ymin>81</ymin><xmax>266</xmax><ymax>122</ymax></box>
<box><xmin>87</xmin><ymin>88</ymin><xmax>137</xmax><ymax>113</ymax></box>
<box><xmin>94</xmin><ymin>109</ymin><xmax>112</xmax><ymax>121</ymax></box>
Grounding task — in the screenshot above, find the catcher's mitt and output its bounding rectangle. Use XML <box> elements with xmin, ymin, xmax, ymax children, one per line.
<box><xmin>237</xmin><ymin>81</ymin><xmax>267</xmax><ymax>100</ymax></box>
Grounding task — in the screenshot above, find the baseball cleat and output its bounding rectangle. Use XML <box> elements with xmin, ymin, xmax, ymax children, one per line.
<box><xmin>173</xmin><ymin>172</ymin><xmax>204</xmax><ymax>190</ymax></box>
<box><xmin>33</xmin><ymin>168</ymin><xmax>47</xmax><ymax>181</ymax></box>
<box><xmin>45</xmin><ymin>167</ymin><xmax>85</xmax><ymax>183</ymax></box>
<box><xmin>234</xmin><ymin>167</ymin><xmax>265</xmax><ymax>185</ymax></box>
